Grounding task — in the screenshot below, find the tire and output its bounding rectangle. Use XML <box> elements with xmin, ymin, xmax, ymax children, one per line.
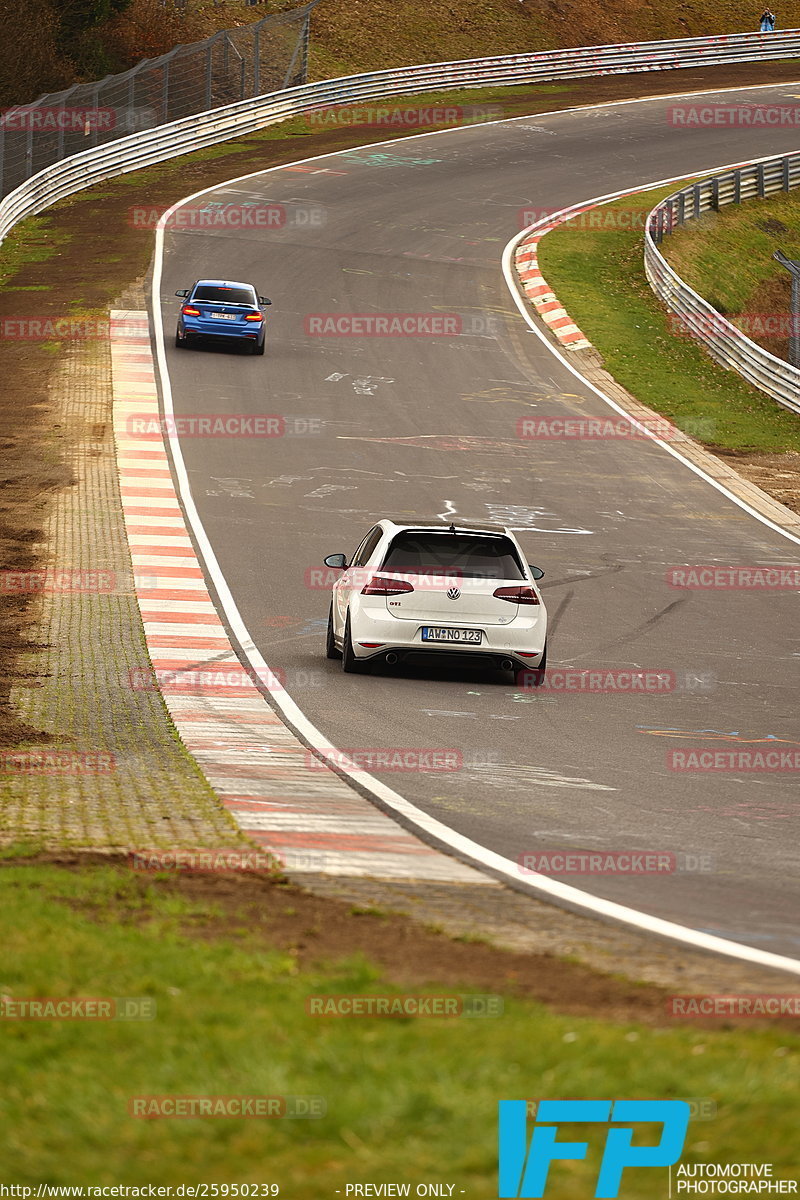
<box><xmin>341</xmin><ymin>613</ymin><xmax>364</xmax><ymax>674</ymax></box>
<box><xmin>325</xmin><ymin>604</ymin><xmax>341</xmax><ymax>660</ymax></box>
<box><xmin>174</xmin><ymin>330</ymin><xmax>184</xmax><ymax>348</ymax></box>
<box><xmin>252</xmin><ymin>338</ymin><xmax>265</xmax><ymax>356</ymax></box>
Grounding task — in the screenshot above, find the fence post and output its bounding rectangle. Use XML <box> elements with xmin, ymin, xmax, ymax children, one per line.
<box><xmin>206</xmin><ymin>42</ymin><xmax>213</xmax><ymax>108</ymax></box>
<box><xmin>253</xmin><ymin>26</ymin><xmax>260</xmax><ymax>96</ymax></box>
<box><xmin>773</xmin><ymin>250</ymin><xmax>800</xmax><ymax>369</ymax></box>
<box><xmin>301</xmin><ymin>9</ymin><xmax>312</xmax><ymax>83</ymax></box>
<box><xmin>91</xmin><ymin>83</ymin><xmax>101</xmax><ymax>147</ymax></box>
<box><xmin>25</xmin><ymin>116</ymin><xmax>33</xmax><ymax>180</ymax></box>
<box><xmin>162</xmin><ymin>56</ymin><xmax>171</xmax><ymax>123</ymax></box>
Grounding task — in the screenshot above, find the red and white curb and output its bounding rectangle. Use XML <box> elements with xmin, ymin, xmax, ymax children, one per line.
<box><xmin>109</xmin><ymin>310</ymin><xmax>487</xmax><ymax>884</ymax></box>
<box><xmin>515</xmin><ymin>221</ymin><xmax>592</xmax><ymax>350</ymax></box>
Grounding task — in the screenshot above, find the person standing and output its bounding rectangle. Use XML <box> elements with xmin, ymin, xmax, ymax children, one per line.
<box><xmin>759</xmin><ymin>8</ymin><xmax>776</xmax><ymax>30</ymax></box>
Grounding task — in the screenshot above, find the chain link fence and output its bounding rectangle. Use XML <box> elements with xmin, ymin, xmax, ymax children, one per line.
<box><xmin>0</xmin><ymin>0</ymin><xmax>319</xmax><ymax>198</ymax></box>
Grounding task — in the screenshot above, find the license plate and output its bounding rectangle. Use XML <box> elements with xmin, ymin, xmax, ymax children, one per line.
<box><xmin>421</xmin><ymin>627</ymin><xmax>482</xmax><ymax>644</ymax></box>
<box><xmin>210</xmin><ymin>313</ymin><xmax>237</xmax><ymax>320</ymax></box>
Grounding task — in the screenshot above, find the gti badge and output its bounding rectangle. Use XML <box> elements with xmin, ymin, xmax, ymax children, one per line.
<box><xmin>447</xmin><ymin>587</ymin><xmax>461</xmax><ymax>600</ymax></box>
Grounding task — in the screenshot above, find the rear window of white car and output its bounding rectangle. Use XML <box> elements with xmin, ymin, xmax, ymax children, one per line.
<box><xmin>381</xmin><ymin>532</ymin><xmax>525</xmax><ymax>580</ymax></box>
<box><xmin>193</xmin><ymin>286</ymin><xmax>256</xmax><ymax>305</ymax></box>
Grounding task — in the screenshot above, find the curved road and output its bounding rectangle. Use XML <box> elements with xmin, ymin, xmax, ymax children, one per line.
<box><xmin>154</xmin><ymin>82</ymin><xmax>800</xmax><ymax>959</ymax></box>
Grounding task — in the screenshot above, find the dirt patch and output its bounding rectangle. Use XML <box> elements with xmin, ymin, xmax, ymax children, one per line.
<box><xmin>710</xmin><ymin>447</ymin><xmax>800</xmax><ymax>512</ymax></box>
<box><xmin>2</xmin><ymin>60</ymin><xmax>799</xmax><ymax>748</ymax></box>
<box><xmin>0</xmin><ymin>851</ymin><xmax>698</xmax><ymax>1024</ymax></box>
<box><xmin>6</xmin><ymin>852</ymin><xmax>799</xmax><ymax>1027</ymax></box>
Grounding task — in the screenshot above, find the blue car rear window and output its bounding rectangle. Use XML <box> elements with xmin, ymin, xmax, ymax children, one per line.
<box><xmin>193</xmin><ymin>286</ymin><xmax>255</xmax><ymax>305</ymax></box>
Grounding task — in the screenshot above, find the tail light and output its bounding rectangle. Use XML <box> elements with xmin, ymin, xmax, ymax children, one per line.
<box><xmin>245</xmin><ymin>313</ymin><xmax>263</xmax><ymax>322</ymax></box>
<box><xmin>181</xmin><ymin>305</ymin><xmax>200</xmax><ymax>316</ymax></box>
<box><xmin>493</xmin><ymin>585</ymin><xmax>540</xmax><ymax>605</ymax></box>
<box><xmin>362</xmin><ymin>575</ymin><xmax>414</xmax><ymax>596</ymax></box>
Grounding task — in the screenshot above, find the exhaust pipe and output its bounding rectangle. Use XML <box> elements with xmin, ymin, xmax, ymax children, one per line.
<box><xmin>385</xmin><ymin>652</ymin><xmax>399</xmax><ymax>666</ymax></box>
<box><xmin>500</xmin><ymin>658</ymin><xmax>514</xmax><ymax>672</ymax></box>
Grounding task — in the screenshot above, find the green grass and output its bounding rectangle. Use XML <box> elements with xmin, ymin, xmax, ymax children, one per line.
<box><xmin>537</xmin><ymin>184</ymin><xmax>800</xmax><ymax>453</ymax></box>
<box><xmin>662</xmin><ymin>188</ymin><xmax>800</xmax><ymax>313</ymax></box>
<box><xmin>1</xmin><ymin>864</ymin><xmax>798</xmax><ymax>1192</ymax></box>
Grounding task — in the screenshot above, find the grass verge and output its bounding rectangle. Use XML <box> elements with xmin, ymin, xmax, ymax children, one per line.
<box><xmin>537</xmin><ymin>183</ymin><xmax>800</xmax><ymax>456</ymax></box>
<box><xmin>1</xmin><ymin>861</ymin><xmax>798</xmax><ymax>1190</ymax></box>
<box><xmin>661</xmin><ymin>189</ymin><xmax>800</xmax><ymax>365</ymax></box>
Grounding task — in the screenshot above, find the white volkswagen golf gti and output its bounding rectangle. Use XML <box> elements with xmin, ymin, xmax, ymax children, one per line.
<box><xmin>323</xmin><ymin>520</ymin><xmax>547</xmax><ymax>680</ymax></box>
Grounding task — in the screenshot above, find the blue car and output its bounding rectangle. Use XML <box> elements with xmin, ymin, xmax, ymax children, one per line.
<box><xmin>174</xmin><ymin>279</ymin><xmax>271</xmax><ymax>355</ymax></box>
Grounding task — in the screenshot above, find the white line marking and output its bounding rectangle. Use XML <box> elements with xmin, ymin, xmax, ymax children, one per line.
<box><xmin>149</xmin><ymin>85</ymin><xmax>800</xmax><ymax>974</ymax></box>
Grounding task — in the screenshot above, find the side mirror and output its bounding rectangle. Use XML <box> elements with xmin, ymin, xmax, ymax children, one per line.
<box><xmin>324</xmin><ymin>553</ymin><xmax>347</xmax><ymax>569</ymax></box>
<box><xmin>528</xmin><ymin>564</ymin><xmax>545</xmax><ymax>580</ymax></box>
<box><xmin>175</xmin><ymin>289</ymin><xmax>189</xmax><ymax>298</ymax></box>
<box><xmin>259</xmin><ymin>296</ymin><xmax>272</xmax><ymax>305</ymax></box>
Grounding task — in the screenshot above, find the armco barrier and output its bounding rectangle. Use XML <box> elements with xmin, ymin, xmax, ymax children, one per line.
<box><xmin>3</xmin><ymin>30</ymin><xmax>800</xmax><ymax>247</ymax></box>
<box><xmin>645</xmin><ymin>156</ymin><xmax>800</xmax><ymax>415</ymax></box>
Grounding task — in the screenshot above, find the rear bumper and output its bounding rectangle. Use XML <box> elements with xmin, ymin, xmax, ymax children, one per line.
<box><xmin>345</xmin><ymin>607</ymin><xmax>546</xmax><ymax>667</ymax></box>
<box><xmin>358</xmin><ymin>646</ymin><xmax>544</xmax><ymax>671</ymax></box>
<box><xmin>178</xmin><ymin>319</ymin><xmax>263</xmax><ymax>344</ymax></box>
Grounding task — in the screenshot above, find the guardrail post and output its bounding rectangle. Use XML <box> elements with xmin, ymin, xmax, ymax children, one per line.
<box><xmin>711</xmin><ymin>177</ymin><xmax>720</xmax><ymax>211</ymax></box>
<box><xmin>692</xmin><ymin>183</ymin><xmax>701</xmax><ymax>218</ymax></box>
<box><xmin>677</xmin><ymin>192</ymin><xmax>686</xmax><ymax>227</ymax></box>
<box><xmin>733</xmin><ymin>169</ymin><xmax>741</xmax><ymax>203</ymax></box>
<box><xmin>757</xmin><ymin>162</ymin><xmax>766</xmax><ymax>199</ymax></box>
<box><xmin>783</xmin><ymin>157</ymin><xmax>791</xmax><ymax>191</ymax></box>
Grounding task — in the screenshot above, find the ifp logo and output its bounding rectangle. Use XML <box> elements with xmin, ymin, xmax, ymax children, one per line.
<box><xmin>498</xmin><ymin>1100</ymin><xmax>690</xmax><ymax>1198</ymax></box>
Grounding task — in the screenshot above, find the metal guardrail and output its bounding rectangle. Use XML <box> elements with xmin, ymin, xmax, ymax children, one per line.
<box><xmin>0</xmin><ymin>1</ymin><xmax>319</xmax><ymax>199</ymax></box>
<box><xmin>645</xmin><ymin>156</ymin><xmax>800</xmax><ymax>415</ymax></box>
<box><xmin>3</xmin><ymin>29</ymin><xmax>800</xmax><ymax>275</ymax></box>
